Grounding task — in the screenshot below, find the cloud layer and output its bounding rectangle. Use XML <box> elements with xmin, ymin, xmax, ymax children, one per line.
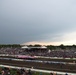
<box><xmin>0</xmin><ymin>0</ymin><xmax>76</xmax><ymax>45</ymax></box>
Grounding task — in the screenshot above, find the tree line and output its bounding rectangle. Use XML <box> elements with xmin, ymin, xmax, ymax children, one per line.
<box><xmin>0</xmin><ymin>44</ymin><xmax>76</xmax><ymax>50</ymax></box>
<box><xmin>0</xmin><ymin>44</ymin><xmax>21</xmax><ymax>48</ymax></box>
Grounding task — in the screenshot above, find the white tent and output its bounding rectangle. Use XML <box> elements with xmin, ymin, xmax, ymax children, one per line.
<box><xmin>21</xmin><ymin>46</ymin><xmax>47</xmax><ymax>49</ymax></box>
<box><xmin>41</xmin><ymin>46</ymin><xmax>47</xmax><ymax>49</ymax></box>
<box><xmin>21</xmin><ymin>46</ymin><xmax>28</xmax><ymax>49</ymax></box>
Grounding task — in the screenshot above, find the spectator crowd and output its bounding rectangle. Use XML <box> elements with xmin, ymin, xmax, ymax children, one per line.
<box><xmin>0</xmin><ymin>47</ymin><xmax>76</xmax><ymax>58</ymax></box>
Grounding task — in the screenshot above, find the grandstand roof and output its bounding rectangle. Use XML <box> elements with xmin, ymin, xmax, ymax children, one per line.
<box><xmin>21</xmin><ymin>46</ymin><xmax>28</xmax><ymax>49</ymax></box>
<box><xmin>21</xmin><ymin>46</ymin><xmax>47</xmax><ymax>49</ymax></box>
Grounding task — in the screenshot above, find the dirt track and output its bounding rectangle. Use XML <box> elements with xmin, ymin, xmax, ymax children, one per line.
<box><xmin>0</xmin><ymin>57</ymin><xmax>76</xmax><ymax>73</ymax></box>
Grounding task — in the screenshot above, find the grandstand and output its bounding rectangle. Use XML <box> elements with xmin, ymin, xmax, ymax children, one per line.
<box><xmin>0</xmin><ymin>45</ymin><xmax>76</xmax><ymax>75</ymax></box>
<box><xmin>21</xmin><ymin>46</ymin><xmax>47</xmax><ymax>49</ymax></box>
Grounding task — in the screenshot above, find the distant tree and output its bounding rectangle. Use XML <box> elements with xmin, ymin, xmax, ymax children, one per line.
<box><xmin>34</xmin><ymin>44</ymin><xmax>42</xmax><ymax>47</ymax></box>
<box><xmin>28</xmin><ymin>45</ymin><xmax>33</xmax><ymax>47</ymax></box>
<box><xmin>59</xmin><ymin>44</ymin><xmax>65</xmax><ymax>49</ymax></box>
<box><xmin>46</xmin><ymin>45</ymin><xmax>56</xmax><ymax>50</ymax></box>
<box><xmin>72</xmin><ymin>44</ymin><xmax>76</xmax><ymax>48</ymax></box>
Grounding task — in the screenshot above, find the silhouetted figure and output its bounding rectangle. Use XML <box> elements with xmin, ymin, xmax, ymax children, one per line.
<box><xmin>28</xmin><ymin>69</ymin><xmax>32</xmax><ymax>75</ymax></box>
<box><xmin>39</xmin><ymin>72</ymin><xmax>42</xmax><ymax>75</ymax></box>
<box><xmin>65</xmin><ymin>73</ymin><xmax>68</xmax><ymax>75</ymax></box>
<box><xmin>50</xmin><ymin>72</ymin><xmax>53</xmax><ymax>75</ymax></box>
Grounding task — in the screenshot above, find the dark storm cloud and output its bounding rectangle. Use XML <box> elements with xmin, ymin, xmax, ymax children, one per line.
<box><xmin>0</xmin><ymin>0</ymin><xmax>76</xmax><ymax>44</ymax></box>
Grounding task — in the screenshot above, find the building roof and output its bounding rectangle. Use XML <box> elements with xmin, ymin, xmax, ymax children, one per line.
<box><xmin>21</xmin><ymin>46</ymin><xmax>47</xmax><ymax>49</ymax></box>
<box><xmin>21</xmin><ymin>46</ymin><xmax>28</xmax><ymax>49</ymax></box>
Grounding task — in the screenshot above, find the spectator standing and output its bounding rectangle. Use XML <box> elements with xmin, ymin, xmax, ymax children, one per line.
<box><xmin>39</xmin><ymin>72</ymin><xmax>42</xmax><ymax>75</ymax></box>
<box><xmin>50</xmin><ymin>72</ymin><xmax>53</xmax><ymax>75</ymax></box>
<box><xmin>28</xmin><ymin>69</ymin><xmax>32</xmax><ymax>75</ymax></box>
<box><xmin>65</xmin><ymin>73</ymin><xmax>68</xmax><ymax>75</ymax></box>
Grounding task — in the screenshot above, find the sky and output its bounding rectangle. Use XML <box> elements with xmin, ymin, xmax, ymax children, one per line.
<box><xmin>0</xmin><ymin>0</ymin><xmax>76</xmax><ymax>45</ymax></box>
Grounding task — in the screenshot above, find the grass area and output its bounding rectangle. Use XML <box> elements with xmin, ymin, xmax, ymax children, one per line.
<box><xmin>32</xmin><ymin>72</ymin><xmax>50</xmax><ymax>75</ymax></box>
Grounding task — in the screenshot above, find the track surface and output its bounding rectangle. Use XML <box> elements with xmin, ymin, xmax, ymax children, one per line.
<box><xmin>0</xmin><ymin>56</ymin><xmax>76</xmax><ymax>73</ymax></box>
